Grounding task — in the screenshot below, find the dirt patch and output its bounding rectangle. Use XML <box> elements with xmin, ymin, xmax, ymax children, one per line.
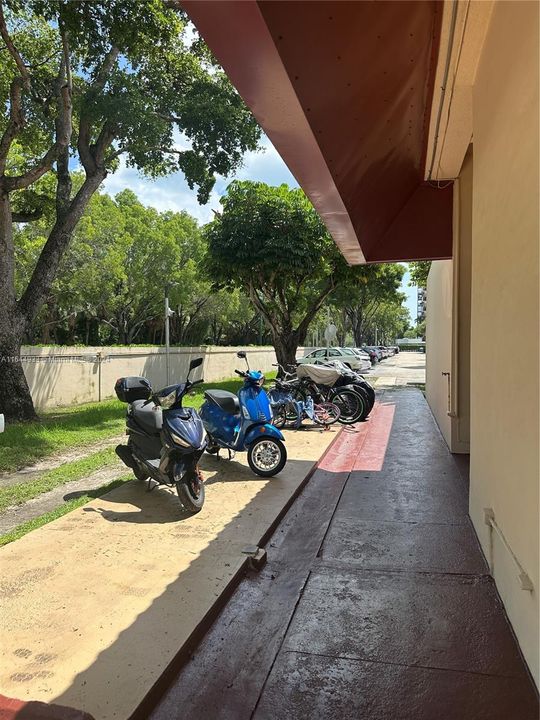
<box><xmin>0</xmin><ymin>435</ymin><xmax>124</xmax><ymax>488</ymax></box>
<box><xmin>0</xmin><ymin>462</ymin><xmax>127</xmax><ymax>535</ymax></box>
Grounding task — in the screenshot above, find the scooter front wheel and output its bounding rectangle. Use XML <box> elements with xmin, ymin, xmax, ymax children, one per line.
<box><xmin>176</xmin><ymin>467</ymin><xmax>205</xmax><ymax>513</ymax></box>
<box><xmin>247</xmin><ymin>437</ymin><xmax>287</xmax><ymax>477</ymax></box>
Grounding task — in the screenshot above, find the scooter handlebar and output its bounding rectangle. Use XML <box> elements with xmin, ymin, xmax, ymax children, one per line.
<box><xmin>234</xmin><ymin>369</ymin><xmax>246</xmax><ymax>377</ymax></box>
<box><xmin>190</xmin><ymin>378</ymin><xmax>204</xmax><ymax>387</ymax></box>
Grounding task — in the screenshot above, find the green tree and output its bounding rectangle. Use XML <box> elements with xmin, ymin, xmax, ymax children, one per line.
<box><xmin>331</xmin><ymin>264</ymin><xmax>405</xmax><ymax>346</ymax></box>
<box><xmin>363</xmin><ymin>301</ymin><xmax>410</xmax><ymax>345</ymax></box>
<box><xmin>200</xmin><ymin>289</ymin><xmax>244</xmax><ymax>345</ymax></box>
<box><xmin>408</xmin><ymin>261</ymin><xmax>431</xmax><ymax>287</ymax></box>
<box><xmin>205</xmin><ymin>181</ymin><xmax>347</xmax><ymax>369</ymax></box>
<box><xmin>0</xmin><ymin>0</ymin><xmax>261</xmax><ymax>420</ymax></box>
<box><xmin>14</xmin><ymin>188</ymin><xmax>201</xmax><ymax>345</ymax></box>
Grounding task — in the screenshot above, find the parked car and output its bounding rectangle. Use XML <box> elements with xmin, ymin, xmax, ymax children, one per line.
<box><xmin>350</xmin><ymin>347</ymin><xmax>375</xmax><ymax>368</ymax></box>
<box><xmin>360</xmin><ymin>346</ymin><xmax>379</xmax><ymax>364</ymax></box>
<box><xmin>364</xmin><ymin>346</ymin><xmax>383</xmax><ymax>362</ymax></box>
<box><xmin>297</xmin><ymin>347</ymin><xmax>371</xmax><ymax>373</ymax></box>
<box><xmin>377</xmin><ymin>346</ymin><xmax>389</xmax><ymax>359</ymax></box>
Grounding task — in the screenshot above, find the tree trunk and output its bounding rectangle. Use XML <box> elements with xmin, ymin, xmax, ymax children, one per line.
<box><xmin>0</xmin><ymin>172</ymin><xmax>105</xmax><ymax>420</ymax></box>
<box><xmin>0</xmin><ymin>320</ymin><xmax>36</xmax><ymax>422</ymax></box>
<box><xmin>0</xmin><ymin>189</ymin><xmax>36</xmax><ymax>421</ymax></box>
<box><xmin>272</xmin><ymin>332</ymin><xmax>299</xmax><ymax>374</ymax></box>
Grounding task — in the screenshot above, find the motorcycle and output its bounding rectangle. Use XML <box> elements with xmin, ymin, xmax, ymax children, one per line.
<box><xmin>114</xmin><ymin>357</ymin><xmax>207</xmax><ymax>513</ymax></box>
<box><xmin>199</xmin><ymin>351</ymin><xmax>287</xmax><ymax>477</ymax></box>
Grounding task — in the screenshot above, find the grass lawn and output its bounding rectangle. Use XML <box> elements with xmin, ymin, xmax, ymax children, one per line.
<box><xmin>0</xmin><ymin>398</ymin><xmax>126</xmax><ymax>474</ymax></box>
<box><xmin>0</xmin><ymin>475</ymin><xmax>132</xmax><ymax>547</ymax></box>
<box><xmin>0</xmin><ymin>446</ymin><xmax>119</xmax><ymax>511</ymax></box>
<box><xmin>0</xmin><ymin>372</ymin><xmax>277</xmax><ymax>474</ymax></box>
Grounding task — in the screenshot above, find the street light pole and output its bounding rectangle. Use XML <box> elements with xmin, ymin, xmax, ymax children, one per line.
<box><xmin>165</xmin><ymin>293</ymin><xmax>171</xmax><ymax>386</ymax></box>
<box><xmin>164</xmin><ymin>284</ymin><xmax>177</xmax><ymax>386</ymax></box>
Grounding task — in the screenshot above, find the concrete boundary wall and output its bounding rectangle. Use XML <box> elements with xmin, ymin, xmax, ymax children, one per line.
<box><xmin>20</xmin><ymin>346</ymin><xmax>298</xmax><ymax>410</ymax></box>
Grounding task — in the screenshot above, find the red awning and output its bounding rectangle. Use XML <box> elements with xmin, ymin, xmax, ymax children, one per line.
<box><xmin>183</xmin><ymin>0</ymin><xmax>453</xmax><ymax>264</ymax></box>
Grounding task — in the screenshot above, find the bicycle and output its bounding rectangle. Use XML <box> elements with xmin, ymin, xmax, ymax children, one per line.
<box><xmin>269</xmin><ymin>366</ymin><xmax>341</xmax><ymax>429</ymax></box>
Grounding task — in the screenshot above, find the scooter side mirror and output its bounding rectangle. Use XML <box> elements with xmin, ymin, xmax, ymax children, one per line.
<box><xmin>189</xmin><ymin>357</ymin><xmax>203</xmax><ymax>370</ymax></box>
<box><xmin>236</xmin><ymin>351</ymin><xmax>246</xmax><ymax>359</ymax></box>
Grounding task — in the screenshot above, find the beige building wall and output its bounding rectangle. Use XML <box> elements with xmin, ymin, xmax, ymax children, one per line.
<box><xmin>426</xmin><ymin>148</ymin><xmax>472</xmax><ymax>453</ymax></box>
<box><xmin>469</xmin><ymin>0</ymin><xmax>539</xmax><ymax>685</ymax></box>
<box><xmin>426</xmin><ymin>260</ymin><xmax>453</xmax><ymax>447</ymax></box>
<box><xmin>452</xmin><ymin>148</ymin><xmax>473</xmax><ymax>453</ymax></box>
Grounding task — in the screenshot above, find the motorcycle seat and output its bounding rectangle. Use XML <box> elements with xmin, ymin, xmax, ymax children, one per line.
<box><xmin>131</xmin><ymin>400</ymin><xmax>163</xmax><ymax>435</ymax></box>
<box><xmin>204</xmin><ymin>389</ymin><xmax>240</xmax><ymax>415</ymax></box>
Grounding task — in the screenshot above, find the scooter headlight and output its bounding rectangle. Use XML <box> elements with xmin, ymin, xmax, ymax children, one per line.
<box><xmin>171</xmin><ymin>433</ymin><xmax>191</xmax><ymax>448</ymax></box>
<box><xmin>257</xmin><ymin>375</ymin><xmax>265</xmax><ymax>387</ymax></box>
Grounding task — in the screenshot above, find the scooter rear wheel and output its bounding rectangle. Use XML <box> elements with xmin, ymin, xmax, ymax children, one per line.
<box><xmin>247</xmin><ymin>437</ymin><xmax>287</xmax><ymax>477</ymax></box>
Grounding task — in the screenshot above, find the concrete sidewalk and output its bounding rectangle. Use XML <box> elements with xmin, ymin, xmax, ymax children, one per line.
<box><xmin>151</xmin><ymin>389</ymin><xmax>538</xmax><ymax>720</ymax></box>
<box><xmin>368</xmin><ymin>350</ymin><xmax>426</xmax><ymax>387</ymax></box>
<box><xmin>0</xmin><ymin>426</ymin><xmax>337</xmax><ymax>720</ymax></box>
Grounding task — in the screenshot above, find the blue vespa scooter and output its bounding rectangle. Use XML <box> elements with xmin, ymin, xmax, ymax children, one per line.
<box><xmin>200</xmin><ymin>352</ymin><xmax>287</xmax><ymax>477</ymax></box>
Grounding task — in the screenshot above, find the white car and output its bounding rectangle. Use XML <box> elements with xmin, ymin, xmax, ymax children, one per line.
<box><xmin>297</xmin><ymin>347</ymin><xmax>371</xmax><ymax>373</ymax></box>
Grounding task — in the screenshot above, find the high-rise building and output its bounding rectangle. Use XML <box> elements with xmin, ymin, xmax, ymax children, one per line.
<box><xmin>417</xmin><ymin>287</ymin><xmax>427</xmax><ymax>323</ymax></box>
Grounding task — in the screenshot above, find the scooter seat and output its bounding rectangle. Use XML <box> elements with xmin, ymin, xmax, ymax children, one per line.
<box><xmin>204</xmin><ymin>389</ymin><xmax>240</xmax><ymax>415</ymax></box>
<box><xmin>131</xmin><ymin>400</ymin><xmax>163</xmax><ymax>435</ymax></box>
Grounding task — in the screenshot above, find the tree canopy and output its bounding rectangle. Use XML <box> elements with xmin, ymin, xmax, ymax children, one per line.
<box><xmin>0</xmin><ymin>0</ymin><xmax>261</xmax><ymax>420</ymax></box>
<box><xmin>408</xmin><ymin>261</ymin><xmax>431</xmax><ymax>287</ymax></box>
<box><xmin>14</xmin><ymin>188</ymin><xmax>257</xmax><ymax>347</ymax></box>
<box><xmin>331</xmin><ymin>264</ymin><xmax>406</xmax><ymax>346</ymax></box>
<box><xmin>205</xmin><ymin>181</ymin><xmax>348</xmax><ymax>368</ymax></box>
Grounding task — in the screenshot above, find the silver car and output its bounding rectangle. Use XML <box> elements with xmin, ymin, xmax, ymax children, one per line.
<box><xmin>298</xmin><ymin>347</ymin><xmax>371</xmax><ymax>373</ymax></box>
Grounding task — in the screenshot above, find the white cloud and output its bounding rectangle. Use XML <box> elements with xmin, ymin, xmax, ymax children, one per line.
<box><xmin>101</xmin><ymin>134</ymin><xmax>298</xmax><ymax>225</ymax></box>
<box><xmin>234</xmin><ymin>136</ymin><xmax>298</xmax><ymax>187</ymax></box>
<box><xmin>400</xmin><ymin>264</ymin><xmax>417</xmax><ymax>323</ymax></box>
<box><xmin>102</xmin><ymin>159</ymin><xmax>221</xmax><ymax>224</ymax></box>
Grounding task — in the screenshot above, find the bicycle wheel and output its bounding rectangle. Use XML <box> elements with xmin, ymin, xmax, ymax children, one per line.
<box><xmin>312</xmin><ymin>402</ymin><xmax>341</xmax><ymax>426</ymax></box>
<box><xmin>272</xmin><ymin>405</ymin><xmax>288</xmax><ymax>429</ymax></box>
<box><xmin>356</xmin><ymin>380</ymin><xmax>375</xmax><ymax>411</ymax></box>
<box><xmin>353</xmin><ymin>386</ymin><xmax>371</xmax><ymax>421</ymax></box>
<box><xmin>287</xmin><ymin>388</ymin><xmax>306</xmax><ymax>421</ymax></box>
<box><xmin>330</xmin><ymin>388</ymin><xmax>364</xmax><ymax>424</ymax></box>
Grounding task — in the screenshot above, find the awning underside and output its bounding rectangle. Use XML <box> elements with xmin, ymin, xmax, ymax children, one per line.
<box><xmin>184</xmin><ymin>0</ymin><xmax>453</xmax><ymax>264</ymax></box>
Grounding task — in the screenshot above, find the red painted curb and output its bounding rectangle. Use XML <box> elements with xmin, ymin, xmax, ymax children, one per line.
<box><xmin>317</xmin><ymin>400</ymin><xmax>396</xmax><ymax>474</ymax></box>
<box><xmin>0</xmin><ymin>694</ymin><xmax>94</xmax><ymax>720</ymax></box>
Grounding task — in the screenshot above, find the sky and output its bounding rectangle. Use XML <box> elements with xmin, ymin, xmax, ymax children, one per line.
<box><xmin>102</xmin><ymin>134</ymin><xmax>418</xmax><ymax>324</ymax></box>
